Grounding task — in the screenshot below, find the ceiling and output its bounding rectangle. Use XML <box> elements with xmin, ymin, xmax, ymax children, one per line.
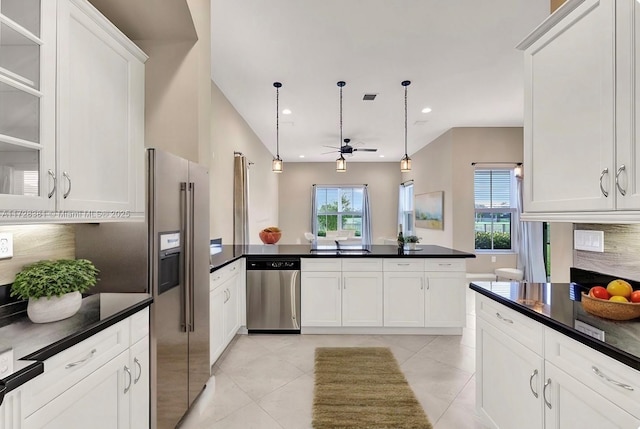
<box><xmin>211</xmin><ymin>1</ymin><xmax>549</xmax><ymax>163</ymax></box>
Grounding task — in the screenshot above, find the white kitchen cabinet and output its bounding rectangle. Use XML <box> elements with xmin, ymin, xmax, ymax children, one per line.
<box><xmin>0</xmin><ymin>0</ymin><xmax>146</xmax><ymax>219</ymax></box>
<box><xmin>224</xmin><ymin>275</ymin><xmax>240</xmax><ymax>344</ymax></box>
<box><xmin>24</xmin><ymin>351</ymin><xmax>130</xmax><ymax>429</ymax></box>
<box><xmin>129</xmin><ymin>336</ymin><xmax>149</xmax><ymax>429</ymax></box>
<box><xmin>209</xmin><ymin>285</ymin><xmax>226</xmax><ymax>366</ymax></box>
<box><xmin>519</xmin><ymin>0</ymin><xmax>640</xmax><ymax>220</ymax></box>
<box><xmin>209</xmin><ymin>261</ymin><xmax>242</xmax><ymax>366</ymax></box>
<box><xmin>342</xmin><ymin>271</ymin><xmax>383</xmax><ymax>327</ymax></box>
<box><xmin>424</xmin><ymin>272</ymin><xmax>466</xmax><ymax>327</ymax></box>
<box><xmin>544</xmin><ymin>362</ymin><xmax>640</xmax><ymax>429</ymax></box>
<box><xmin>301</xmin><ymin>271</ymin><xmax>342</xmax><ymax>327</ymax></box>
<box><xmin>0</xmin><ymin>388</ymin><xmax>21</xmax><ymax>429</ymax></box>
<box><xmin>476</xmin><ymin>317</ymin><xmax>544</xmax><ymax>429</ymax></box>
<box><xmin>383</xmin><ymin>271</ymin><xmax>425</xmax><ymax>327</ymax></box>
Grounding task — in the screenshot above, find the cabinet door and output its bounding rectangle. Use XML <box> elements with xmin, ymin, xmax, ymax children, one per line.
<box><xmin>224</xmin><ymin>274</ymin><xmax>239</xmax><ymax>343</ymax></box>
<box><xmin>301</xmin><ymin>272</ymin><xmax>341</xmax><ymax>327</ymax></box>
<box><xmin>209</xmin><ymin>284</ymin><xmax>225</xmax><ymax>366</ymax></box>
<box><xmin>342</xmin><ymin>272</ymin><xmax>383</xmax><ymax>327</ymax></box>
<box><xmin>130</xmin><ymin>336</ymin><xmax>149</xmax><ymax>429</ymax></box>
<box><xmin>56</xmin><ymin>0</ymin><xmax>145</xmax><ymax>212</ymax></box>
<box><xmin>523</xmin><ymin>0</ymin><xmax>615</xmax><ymax>213</ymax></box>
<box><xmin>425</xmin><ymin>273</ymin><xmax>465</xmax><ymax>327</ymax></box>
<box><xmin>615</xmin><ymin>0</ymin><xmax>640</xmax><ymax>209</ymax></box>
<box><xmin>476</xmin><ymin>318</ymin><xmax>543</xmax><ymax>429</ymax></box>
<box><xmin>383</xmin><ymin>272</ymin><xmax>425</xmax><ymax>327</ymax></box>
<box><xmin>24</xmin><ymin>351</ymin><xmax>130</xmax><ymax>429</ymax></box>
<box><xmin>0</xmin><ymin>388</ymin><xmax>21</xmax><ymax>429</ymax></box>
<box><xmin>544</xmin><ymin>362</ymin><xmax>640</xmax><ymax>429</ymax></box>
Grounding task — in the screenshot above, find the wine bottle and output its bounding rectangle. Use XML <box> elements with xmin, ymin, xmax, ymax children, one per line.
<box><xmin>397</xmin><ymin>224</ymin><xmax>405</xmax><ymax>249</ymax></box>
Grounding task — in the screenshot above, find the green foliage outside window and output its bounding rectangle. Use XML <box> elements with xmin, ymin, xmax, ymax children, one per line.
<box><xmin>475</xmin><ymin>231</ymin><xmax>511</xmax><ymax>250</ymax></box>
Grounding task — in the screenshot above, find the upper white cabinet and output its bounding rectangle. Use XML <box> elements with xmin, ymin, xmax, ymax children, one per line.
<box><xmin>0</xmin><ymin>0</ymin><xmax>146</xmax><ymax>220</ymax></box>
<box><xmin>518</xmin><ymin>0</ymin><xmax>640</xmax><ymax>221</ymax></box>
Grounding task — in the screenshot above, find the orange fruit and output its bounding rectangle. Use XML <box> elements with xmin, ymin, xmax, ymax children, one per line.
<box><xmin>606</xmin><ymin>279</ymin><xmax>633</xmax><ymax>298</ymax></box>
<box><xmin>609</xmin><ymin>295</ymin><xmax>629</xmax><ymax>303</ymax></box>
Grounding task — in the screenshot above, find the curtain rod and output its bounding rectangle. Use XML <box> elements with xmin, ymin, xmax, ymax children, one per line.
<box><xmin>471</xmin><ymin>161</ymin><xmax>522</xmax><ymax>166</ymax></box>
<box><xmin>312</xmin><ymin>184</ymin><xmax>368</xmax><ymax>187</ymax></box>
<box><xmin>401</xmin><ymin>179</ymin><xmax>414</xmax><ymax>185</ymax></box>
<box><xmin>234</xmin><ymin>151</ymin><xmax>254</xmax><ymax>165</ymax></box>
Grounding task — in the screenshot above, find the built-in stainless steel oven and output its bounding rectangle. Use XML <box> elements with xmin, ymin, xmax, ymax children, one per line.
<box><xmin>246</xmin><ymin>257</ymin><xmax>301</xmax><ymax>333</ymax></box>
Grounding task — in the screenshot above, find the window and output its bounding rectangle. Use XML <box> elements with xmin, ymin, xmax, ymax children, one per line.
<box><xmin>474</xmin><ymin>169</ymin><xmax>516</xmax><ymax>251</ymax></box>
<box><xmin>314</xmin><ymin>186</ymin><xmax>364</xmax><ymax>238</ymax></box>
<box><xmin>399</xmin><ymin>182</ymin><xmax>414</xmax><ymax>235</ymax></box>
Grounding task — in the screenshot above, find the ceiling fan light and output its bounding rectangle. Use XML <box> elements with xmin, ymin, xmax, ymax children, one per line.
<box><xmin>400</xmin><ymin>154</ymin><xmax>412</xmax><ymax>172</ymax></box>
<box><xmin>336</xmin><ymin>155</ymin><xmax>347</xmax><ymax>172</ymax></box>
<box><xmin>272</xmin><ymin>156</ymin><xmax>283</xmax><ymax>173</ymax></box>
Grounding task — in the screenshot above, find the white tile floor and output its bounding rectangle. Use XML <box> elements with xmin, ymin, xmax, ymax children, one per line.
<box><xmin>181</xmin><ymin>289</ymin><xmax>489</xmax><ymax>429</ymax></box>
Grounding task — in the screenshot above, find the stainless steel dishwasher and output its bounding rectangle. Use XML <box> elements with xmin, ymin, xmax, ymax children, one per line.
<box><xmin>246</xmin><ymin>257</ymin><xmax>301</xmax><ymax>333</ymax></box>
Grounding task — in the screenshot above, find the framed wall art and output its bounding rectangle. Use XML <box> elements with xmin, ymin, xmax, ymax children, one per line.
<box><xmin>415</xmin><ymin>191</ymin><xmax>444</xmax><ymax>230</ymax></box>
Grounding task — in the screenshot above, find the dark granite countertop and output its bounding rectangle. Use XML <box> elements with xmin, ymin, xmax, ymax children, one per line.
<box><xmin>0</xmin><ymin>293</ymin><xmax>152</xmax><ymax>395</ymax></box>
<box><xmin>470</xmin><ymin>280</ymin><xmax>640</xmax><ymax>371</ymax></box>
<box><xmin>210</xmin><ymin>244</ymin><xmax>475</xmax><ymax>272</ymax></box>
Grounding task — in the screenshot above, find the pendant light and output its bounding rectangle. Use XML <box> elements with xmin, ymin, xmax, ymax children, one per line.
<box><xmin>272</xmin><ymin>82</ymin><xmax>283</xmax><ymax>173</ymax></box>
<box><xmin>336</xmin><ymin>81</ymin><xmax>347</xmax><ymax>173</ymax></box>
<box><xmin>400</xmin><ymin>80</ymin><xmax>412</xmax><ymax>172</ymax></box>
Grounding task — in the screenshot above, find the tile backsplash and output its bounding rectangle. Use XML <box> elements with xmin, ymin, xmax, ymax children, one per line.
<box><xmin>0</xmin><ymin>224</ymin><xmax>75</xmax><ymax>286</ymax></box>
<box><xmin>574</xmin><ymin>224</ymin><xmax>640</xmax><ymax>281</ymax></box>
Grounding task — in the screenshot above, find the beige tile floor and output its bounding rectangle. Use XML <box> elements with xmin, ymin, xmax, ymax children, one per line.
<box><xmin>181</xmin><ymin>289</ymin><xmax>489</xmax><ymax>429</ymax></box>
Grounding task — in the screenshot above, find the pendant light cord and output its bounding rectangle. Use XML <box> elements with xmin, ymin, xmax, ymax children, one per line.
<box><xmin>274</xmin><ymin>82</ymin><xmax>282</xmax><ymax>159</ymax></box>
<box><xmin>404</xmin><ymin>83</ymin><xmax>408</xmax><ymax>156</ymax></box>
<box><xmin>339</xmin><ymin>84</ymin><xmax>343</xmax><ymax>150</ymax></box>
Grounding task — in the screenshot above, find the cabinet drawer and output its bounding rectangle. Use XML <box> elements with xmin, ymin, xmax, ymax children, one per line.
<box><xmin>545</xmin><ymin>327</ymin><xmax>640</xmax><ymax>419</ymax></box>
<box><xmin>383</xmin><ymin>259</ymin><xmax>425</xmax><ymax>272</ymax></box>
<box><xmin>210</xmin><ymin>259</ymin><xmax>242</xmax><ymax>291</ymax></box>
<box><xmin>22</xmin><ymin>318</ymin><xmax>130</xmax><ymax>417</ymax></box>
<box><xmin>301</xmin><ymin>258</ymin><xmax>341</xmax><ymax>272</ymax></box>
<box><xmin>130</xmin><ymin>307</ymin><xmax>149</xmax><ymax>345</ymax></box>
<box><xmin>424</xmin><ymin>259</ymin><xmax>466</xmax><ymax>272</ymax></box>
<box><xmin>476</xmin><ymin>294</ymin><xmax>543</xmax><ymax>355</ymax></box>
<box><xmin>342</xmin><ymin>258</ymin><xmax>382</xmax><ymax>272</ymax></box>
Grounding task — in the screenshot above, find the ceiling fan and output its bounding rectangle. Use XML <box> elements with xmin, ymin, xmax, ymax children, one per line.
<box><xmin>323</xmin><ymin>138</ymin><xmax>378</xmax><ymax>156</ymax></box>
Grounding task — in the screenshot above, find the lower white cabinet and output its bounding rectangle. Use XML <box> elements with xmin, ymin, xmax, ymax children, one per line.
<box><xmin>342</xmin><ymin>272</ymin><xmax>383</xmax><ymax>327</ymax></box>
<box><xmin>0</xmin><ymin>389</ymin><xmax>21</xmax><ymax>429</ymax></box>
<box><xmin>383</xmin><ymin>272</ymin><xmax>425</xmax><ymax>327</ymax></box>
<box><xmin>129</xmin><ymin>336</ymin><xmax>149</xmax><ymax>429</ymax></box>
<box><xmin>425</xmin><ymin>272</ymin><xmax>466</xmax><ymax>327</ymax></box>
<box><xmin>301</xmin><ymin>271</ymin><xmax>342</xmax><ymax>327</ymax></box>
<box><xmin>209</xmin><ymin>261</ymin><xmax>242</xmax><ymax>366</ymax></box>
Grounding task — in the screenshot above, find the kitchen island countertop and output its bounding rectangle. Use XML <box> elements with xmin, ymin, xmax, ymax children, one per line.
<box><xmin>210</xmin><ymin>244</ymin><xmax>475</xmax><ymax>272</ymax></box>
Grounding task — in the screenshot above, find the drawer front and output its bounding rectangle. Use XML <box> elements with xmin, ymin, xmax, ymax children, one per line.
<box><xmin>383</xmin><ymin>259</ymin><xmax>425</xmax><ymax>272</ymax></box>
<box><xmin>476</xmin><ymin>294</ymin><xmax>543</xmax><ymax>355</ymax></box>
<box><xmin>301</xmin><ymin>258</ymin><xmax>341</xmax><ymax>272</ymax></box>
<box><xmin>545</xmin><ymin>327</ymin><xmax>640</xmax><ymax>419</ymax></box>
<box><xmin>424</xmin><ymin>259</ymin><xmax>466</xmax><ymax>272</ymax></box>
<box><xmin>130</xmin><ymin>307</ymin><xmax>149</xmax><ymax>345</ymax></box>
<box><xmin>342</xmin><ymin>258</ymin><xmax>382</xmax><ymax>272</ymax></box>
<box><xmin>22</xmin><ymin>318</ymin><xmax>130</xmax><ymax>417</ymax></box>
<box><xmin>210</xmin><ymin>259</ymin><xmax>242</xmax><ymax>290</ymax></box>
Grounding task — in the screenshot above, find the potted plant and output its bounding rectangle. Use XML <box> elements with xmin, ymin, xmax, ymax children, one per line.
<box><xmin>405</xmin><ymin>235</ymin><xmax>421</xmax><ymax>250</ymax></box>
<box><xmin>10</xmin><ymin>259</ymin><xmax>99</xmax><ymax>323</ymax></box>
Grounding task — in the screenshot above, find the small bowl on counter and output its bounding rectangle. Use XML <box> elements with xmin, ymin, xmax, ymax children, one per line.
<box><xmin>581</xmin><ymin>292</ymin><xmax>640</xmax><ymax>321</ymax></box>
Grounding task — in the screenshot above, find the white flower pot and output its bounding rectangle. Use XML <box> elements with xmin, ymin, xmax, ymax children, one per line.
<box><xmin>27</xmin><ymin>291</ymin><xmax>82</xmax><ymax>324</ymax></box>
<box><xmin>407</xmin><ymin>243</ymin><xmax>417</xmax><ymax>250</ymax></box>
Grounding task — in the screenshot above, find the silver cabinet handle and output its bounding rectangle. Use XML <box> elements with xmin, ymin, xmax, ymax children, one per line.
<box><xmin>62</xmin><ymin>171</ymin><xmax>71</xmax><ymax>199</ymax></box>
<box><xmin>615</xmin><ymin>165</ymin><xmax>627</xmax><ymax>196</ymax></box>
<box><xmin>599</xmin><ymin>168</ymin><xmax>609</xmax><ymax>197</ymax></box>
<box><xmin>47</xmin><ymin>169</ymin><xmax>56</xmax><ymax>198</ymax></box>
<box><xmin>65</xmin><ymin>349</ymin><xmax>96</xmax><ymax>369</ymax></box>
<box><xmin>438</xmin><ymin>263</ymin><xmax>452</xmax><ymax>266</ymax></box>
<box><xmin>426</xmin><ymin>278</ymin><xmax>430</xmax><ymax>290</ymax></box>
<box><xmin>124</xmin><ymin>365</ymin><xmax>132</xmax><ymax>394</ymax></box>
<box><xmin>420</xmin><ymin>278</ymin><xmax>424</xmax><ymax>290</ymax></box>
<box><xmin>529</xmin><ymin>369</ymin><xmax>539</xmax><ymax>398</ymax></box>
<box><xmin>592</xmin><ymin>366</ymin><xmax>634</xmax><ymax>391</ymax></box>
<box><xmin>543</xmin><ymin>378</ymin><xmax>552</xmax><ymax>409</ymax></box>
<box><xmin>230</xmin><ymin>266</ymin><xmax>237</xmax><ymax>271</ymax></box>
<box><xmin>134</xmin><ymin>357</ymin><xmax>142</xmax><ymax>384</ymax></box>
<box><xmin>397</xmin><ymin>263</ymin><xmax>410</xmax><ymax>266</ymax></box>
<box><xmin>496</xmin><ymin>312</ymin><xmax>514</xmax><ymax>324</ymax></box>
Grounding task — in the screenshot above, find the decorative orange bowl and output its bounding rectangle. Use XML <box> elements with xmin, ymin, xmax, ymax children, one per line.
<box><xmin>259</xmin><ymin>230</ymin><xmax>281</xmax><ymax>244</ymax></box>
<box><xmin>581</xmin><ymin>292</ymin><xmax>640</xmax><ymax>321</ymax></box>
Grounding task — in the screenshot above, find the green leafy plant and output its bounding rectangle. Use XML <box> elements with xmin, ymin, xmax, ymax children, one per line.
<box><xmin>405</xmin><ymin>235</ymin><xmax>421</xmax><ymax>243</ymax></box>
<box><xmin>10</xmin><ymin>259</ymin><xmax>99</xmax><ymax>300</ymax></box>
<box><xmin>475</xmin><ymin>231</ymin><xmax>511</xmax><ymax>250</ymax></box>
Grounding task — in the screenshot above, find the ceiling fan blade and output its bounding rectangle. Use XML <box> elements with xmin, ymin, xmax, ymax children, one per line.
<box><xmin>323</xmin><ymin>145</ymin><xmax>341</xmax><ymax>149</ymax></box>
<box><xmin>353</xmin><ymin>148</ymin><xmax>378</xmax><ymax>152</ymax></box>
<box><xmin>321</xmin><ymin>150</ymin><xmax>339</xmax><ymax>155</ymax></box>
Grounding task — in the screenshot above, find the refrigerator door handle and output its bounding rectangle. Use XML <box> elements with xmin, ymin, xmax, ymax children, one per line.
<box><xmin>290</xmin><ymin>270</ymin><xmax>300</xmax><ymax>330</ymax></box>
<box><xmin>180</xmin><ymin>182</ymin><xmax>189</xmax><ymax>332</ymax></box>
<box><xmin>188</xmin><ymin>182</ymin><xmax>196</xmax><ymax>332</ymax></box>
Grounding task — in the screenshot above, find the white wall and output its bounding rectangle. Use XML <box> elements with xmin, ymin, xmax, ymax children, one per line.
<box><xmin>210</xmin><ymin>82</ymin><xmax>278</xmax><ymax>243</ymax></box>
<box><xmin>278</xmin><ymin>162</ymin><xmax>401</xmax><ymax>245</ymax></box>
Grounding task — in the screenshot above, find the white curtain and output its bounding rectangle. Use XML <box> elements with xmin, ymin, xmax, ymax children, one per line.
<box><xmin>515</xmin><ymin>176</ymin><xmax>546</xmax><ymax>282</ymax></box>
<box><xmin>362</xmin><ymin>186</ymin><xmax>372</xmax><ymax>247</ymax></box>
<box><xmin>233</xmin><ymin>154</ymin><xmax>249</xmax><ymax>245</ymax></box>
<box><xmin>311</xmin><ymin>185</ymin><xmax>318</xmax><ymax>237</ymax></box>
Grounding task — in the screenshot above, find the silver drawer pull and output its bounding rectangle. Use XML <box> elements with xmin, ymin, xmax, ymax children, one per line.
<box><xmin>65</xmin><ymin>349</ymin><xmax>97</xmax><ymax>369</ymax></box>
<box><xmin>438</xmin><ymin>263</ymin><xmax>452</xmax><ymax>266</ymax></box>
<box><xmin>134</xmin><ymin>357</ymin><xmax>142</xmax><ymax>384</ymax></box>
<box><xmin>529</xmin><ymin>369</ymin><xmax>539</xmax><ymax>398</ymax></box>
<box><xmin>124</xmin><ymin>365</ymin><xmax>132</xmax><ymax>394</ymax></box>
<box><xmin>543</xmin><ymin>378</ymin><xmax>552</xmax><ymax>409</ymax></box>
<box><xmin>397</xmin><ymin>263</ymin><xmax>410</xmax><ymax>266</ymax></box>
<box><xmin>592</xmin><ymin>366</ymin><xmax>634</xmax><ymax>391</ymax></box>
<box><xmin>496</xmin><ymin>312</ymin><xmax>514</xmax><ymax>324</ymax></box>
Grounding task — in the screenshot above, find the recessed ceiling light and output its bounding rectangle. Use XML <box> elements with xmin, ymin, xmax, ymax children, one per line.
<box><xmin>299</xmin><ymin>155</ymin><xmax>305</xmax><ymax>158</ymax></box>
<box><xmin>421</xmin><ymin>107</ymin><xmax>432</xmax><ymax>113</ymax></box>
<box><xmin>282</xmin><ymin>108</ymin><xmax>292</xmax><ymax>115</ymax></box>
<box><xmin>379</xmin><ymin>155</ymin><xmax>385</xmax><ymax>158</ymax></box>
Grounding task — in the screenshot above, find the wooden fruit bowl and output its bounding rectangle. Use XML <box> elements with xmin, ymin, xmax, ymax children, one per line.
<box><xmin>581</xmin><ymin>292</ymin><xmax>640</xmax><ymax>321</ymax></box>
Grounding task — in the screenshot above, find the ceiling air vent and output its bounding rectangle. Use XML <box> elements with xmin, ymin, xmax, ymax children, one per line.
<box><xmin>362</xmin><ymin>93</ymin><xmax>377</xmax><ymax>101</ymax></box>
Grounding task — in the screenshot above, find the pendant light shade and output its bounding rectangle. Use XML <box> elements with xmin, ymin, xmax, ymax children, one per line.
<box><xmin>336</xmin><ymin>81</ymin><xmax>347</xmax><ymax>173</ymax></box>
<box><xmin>400</xmin><ymin>80</ymin><xmax>412</xmax><ymax>173</ymax></box>
<box><xmin>272</xmin><ymin>82</ymin><xmax>283</xmax><ymax>173</ymax></box>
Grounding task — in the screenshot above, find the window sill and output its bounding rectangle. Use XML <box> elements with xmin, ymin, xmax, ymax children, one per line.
<box><xmin>475</xmin><ymin>250</ymin><xmax>517</xmax><ymax>255</ymax></box>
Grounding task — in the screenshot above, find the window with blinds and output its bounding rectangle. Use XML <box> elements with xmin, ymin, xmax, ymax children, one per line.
<box><xmin>474</xmin><ymin>169</ymin><xmax>515</xmax><ymax>251</ymax></box>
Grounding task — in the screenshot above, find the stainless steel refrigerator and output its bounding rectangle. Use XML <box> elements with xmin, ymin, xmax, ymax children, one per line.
<box><xmin>75</xmin><ymin>148</ymin><xmax>211</xmax><ymax>429</ymax></box>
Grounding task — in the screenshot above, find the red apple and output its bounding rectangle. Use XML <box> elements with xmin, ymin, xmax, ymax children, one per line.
<box><xmin>589</xmin><ymin>286</ymin><xmax>610</xmax><ymax>300</ymax></box>
<box><xmin>630</xmin><ymin>290</ymin><xmax>640</xmax><ymax>303</ymax></box>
